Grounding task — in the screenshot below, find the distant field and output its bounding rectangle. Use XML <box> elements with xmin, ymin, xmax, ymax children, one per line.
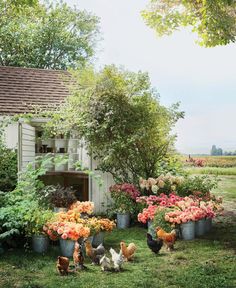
<box><xmin>186</xmin><ymin>167</ymin><xmax>236</xmax><ymax>176</ymax></box>
<box><xmin>182</xmin><ymin>155</ymin><xmax>236</xmax><ymax>168</ymax></box>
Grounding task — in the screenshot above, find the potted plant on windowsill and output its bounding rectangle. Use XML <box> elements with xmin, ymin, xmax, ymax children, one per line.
<box><xmin>109</xmin><ymin>183</ymin><xmax>140</xmax><ymax>229</ymax></box>
<box><xmin>25</xmin><ymin>206</ymin><xmax>54</xmax><ymax>253</ymax></box>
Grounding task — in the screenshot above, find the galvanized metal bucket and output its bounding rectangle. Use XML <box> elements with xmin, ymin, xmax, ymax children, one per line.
<box><xmin>117</xmin><ymin>213</ymin><xmax>130</xmax><ymax>229</ymax></box>
<box><xmin>59</xmin><ymin>239</ymin><xmax>75</xmax><ymax>257</ymax></box>
<box><xmin>32</xmin><ymin>235</ymin><xmax>49</xmax><ymax>253</ymax></box>
<box><xmin>180</xmin><ymin>221</ymin><xmax>195</xmax><ymax>240</ymax></box>
<box><xmin>54</xmin><ymin>207</ymin><xmax>68</xmax><ymax>213</ymax></box>
<box><xmin>195</xmin><ymin>218</ymin><xmax>206</xmax><ymax>236</ymax></box>
<box><xmin>92</xmin><ymin>232</ymin><xmax>104</xmax><ymax>247</ymax></box>
<box><xmin>205</xmin><ymin>217</ymin><xmax>213</xmax><ymax>232</ymax></box>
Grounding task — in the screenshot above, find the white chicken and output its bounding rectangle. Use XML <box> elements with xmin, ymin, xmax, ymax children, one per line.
<box><xmin>109</xmin><ymin>248</ymin><xmax>124</xmax><ymax>272</ymax></box>
<box><xmin>99</xmin><ymin>255</ymin><xmax>111</xmax><ymax>272</ymax></box>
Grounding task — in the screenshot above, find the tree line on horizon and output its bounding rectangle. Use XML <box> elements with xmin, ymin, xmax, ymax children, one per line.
<box><xmin>211</xmin><ymin>145</ymin><xmax>236</xmax><ymax>156</ymax></box>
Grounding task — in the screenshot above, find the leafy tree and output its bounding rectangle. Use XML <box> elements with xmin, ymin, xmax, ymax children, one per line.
<box><xmin>44</xmin><ymin>65</ymin><xmax>184</xmax><ymax>184</ymax></box>
<box><xmin>0</xmin><ymin>1</ymin><xmax>100</xmax><ymax>69</ymax></box>
<box><xmin>142</xmin><ymin>0</ymin><xmax>236</xmax><ymax>47</ymax></box>
<box><xmin>211</xmin><ymin>145</ymin><xmax>223</xmax><ymax>156</ymax></box>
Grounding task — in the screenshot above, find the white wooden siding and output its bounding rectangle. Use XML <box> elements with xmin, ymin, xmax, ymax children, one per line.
<box><xmin>90</xmin><ymin>159</ymin><xmax>114</xmax><ymax>213</ymax></box>
<box><xmin>18</xmin><ymin>123</ymin><xmax>35</xmax><ymax>171</ymax></box>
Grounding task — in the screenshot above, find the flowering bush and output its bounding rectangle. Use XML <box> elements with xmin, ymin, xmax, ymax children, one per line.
<box><xmin>70</xmin><ymin>201</ymin><xmax>94</xmax><ymax>215</ymax></box>
<box><xmin>109</xmin><ymin>183</ymin><xmax>140</xmax><ymax>213</ymax></box>
<box><xmin>139</xmin><ymin>174</ymin><xmax>185</xmax><ymax>195</ymax></box>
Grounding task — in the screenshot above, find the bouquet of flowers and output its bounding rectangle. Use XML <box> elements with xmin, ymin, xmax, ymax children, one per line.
<box><xmin>98</xmin><ymin>218</ymin><xmax>116</xmax><ymax>232</ymax></box>
<box><xmin>109</xmin><ymin>183</ymin><xmax>140</xmax><ymax>214</ymax></box>
<box><xmin>44</xmin><ymin>221</ymin><xmax>90</xmax><ymax>241</ymax></box>
<box><xmin>136</xmin><ymin>193</ymin><xmax>183</xmax><ymax>208</ymax></box>
<box><xmin>165</xmin><ymin>206</ymin><xmax>208</xmax><ymax>224</ymax></box>
<box><xmin>137</xmin><ymin>205</ymin><xmax>158</xmax><ymax>224</ymax></box>
<box><xmin>69</xmin><ymin>201</ymin><xmax>94</xmax><ymax>215</ymax></box>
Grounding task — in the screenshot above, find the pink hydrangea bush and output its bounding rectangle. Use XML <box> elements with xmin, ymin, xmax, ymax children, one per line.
<box><xmin>109</xmin><ymin>183</ymin><xmax>140</xmax><ymax>200</ymax></box>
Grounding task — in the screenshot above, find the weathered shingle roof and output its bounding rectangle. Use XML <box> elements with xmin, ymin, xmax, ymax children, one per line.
<box><xmin>0</xmin><ymin>66</ymin><xmax>71</xmax><ymax>115</ymax></box>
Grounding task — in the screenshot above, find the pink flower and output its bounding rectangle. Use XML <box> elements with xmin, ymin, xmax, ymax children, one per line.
<box><xmin>61</xmin><ymin>233</ymin><xmax>68</xmax><ymax>240</ymax></box>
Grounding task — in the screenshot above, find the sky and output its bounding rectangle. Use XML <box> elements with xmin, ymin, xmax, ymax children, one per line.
<box><xmin>67</xmin><ymin>0</ymin><xmax>236</xmax><ymax>154</ymax></box>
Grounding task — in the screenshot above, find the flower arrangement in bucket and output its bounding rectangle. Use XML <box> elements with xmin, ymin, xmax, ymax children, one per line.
<box><xmin>44</xmin><ymin>213</ymin><xmax>90</xmax><ymax>257</ymax></box>
<box><xmin>69</xmin><ymin>201</ymin><xmax>94</xmax><ymax>216</ymax></box>
<box><xmin>44</xmin><ymin>201</ymin><xmax>115</xmax><ymax>254</ymax></box>
<box><xmin>109</xmin><ymin>183</ymin><xmax>140</xmax><ymax>228</ymax></box>
<box><xmin>25</xmin><ymin>206</ymin><xmax>54</xmax><ymax>253</ymax></box>
<box><xmin>86</xmin><ymin>217</ymin><xmax>116</xmax><ymax>247</ymax></box>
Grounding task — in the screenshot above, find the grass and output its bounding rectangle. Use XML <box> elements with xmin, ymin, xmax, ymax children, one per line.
<box><xmin>0</xmin><ymin>224</ymin><xmax>235</xmax><ymax>288</ymax></box>
<box><xmin>0</xmin><ymin>177</ymin><xmax>236</xmax><ymax>288</ymax></box>
<box><xmin>186</xmin><ymin>167</ymin><xmax>236</xmax><ymax>176</ymax></box>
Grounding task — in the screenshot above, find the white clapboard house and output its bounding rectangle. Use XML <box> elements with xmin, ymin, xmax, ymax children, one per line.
<box><xmin>0</xmin><ymin>66</ymin><xmax>114</xmax><ymax>212</ymax></box>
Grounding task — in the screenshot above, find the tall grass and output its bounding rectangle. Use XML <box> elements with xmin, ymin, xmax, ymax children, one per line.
<box><xmin>187</xmin><ymin>167</ymin><xmax>236</xmax><ymax>176</ymax></box>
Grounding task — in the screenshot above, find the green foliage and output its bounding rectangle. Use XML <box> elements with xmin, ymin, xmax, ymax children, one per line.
<box><xmin>44</xmin><ymin>65</ymin><xmax>184</xmax><ymax>184</ymax></box>
<box><xmin>142</xmin><ymin>0</ymin><xmax>236</xmax><ymax>47</ymax></box>
<box><xmin>0</xmin><ymin>154</ymin><xmax>62</xmax><ymax>243</ymax></box>
<box><xmin>177</xmin><ymin>175</ymin><xmax>219</xmax><ymax>197</ymax></box>
<box><xmin>153</xmin><ymin>207</ymin><xmax>172</xmax><ymax>232</ymax></box>
<box><xmin>110</xmin><ymin>191</ymin><xmax>136</xmax><ymax>214</ymax></box>
<box><xmin>0</xmin><ymin>1</ymin><xmax>100</xmax><ymax>69</ymax></box>
<box><xmin>24</xmin><ymin>206</ymin><xmax>54</xmax><ymax>236</ymax></box>
<box><xmin>0</xmin><ymin>146</ymin><xmax>17</xmax><ymax>192</ymax></box>
<box><xmin>211</xmin><ymin>145</ymin><xmax>223</xmax><ymax>156</ymax></box>
<box><xmin>0</xmin><ymin>117</ymin><xmax>17</xmax><ymax>192</ymax></box>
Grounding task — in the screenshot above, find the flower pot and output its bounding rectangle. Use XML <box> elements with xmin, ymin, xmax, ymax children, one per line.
<box><xmin>92</xmin><ymin>232</ymin><xmax>104</xmax><ymax>247</ymax></box>
<box><xmin>195</xmin><ymin>218</ymin><xmax>206</xmax><ymax>237</ymax></box>
<box><xmin>205</xmin><ymin>217</ymin><xmax>213</xmax><ymax>232</ymax></box>
<box><xmin>32</xmin><ymin>235</ymin><xmax>49</xmax><ymax>253</ymax></box>
<box><xmin>117</xmin><ymin>213</ymin><xmax>130</xmax><ymax>229</ymax></box>
<box><xmin>54</xmin><ymin>207</ymin><xmax>68</xmax><ymax>213</ymax></box>
<box><xmin>180</xmin><ymin>221</ymin><xmax>195</xmax><ymax>240</ymax></box>
<box><xmin>59</xmin><ymin>239</ymin><xmax>75</xmax><ymax>257</ymax></box>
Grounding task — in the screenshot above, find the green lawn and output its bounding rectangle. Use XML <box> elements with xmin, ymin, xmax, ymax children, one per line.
<box><xmin>0</xmin><ymin>177</ymin><xmax>236</xmax><ymax>288</ymax></box>
<box><xmin>186</xmin><ymin>167</ymin><xmax>236</xmax><ymax>176</ymax></box>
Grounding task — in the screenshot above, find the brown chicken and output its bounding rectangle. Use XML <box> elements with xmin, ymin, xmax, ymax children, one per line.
<box><xmin>73</xmin><ymin>241</ymin><xmax>86</xmax><ymax>270</ymax></box>
<box><xmin>156</xmin><ymin>227</ymin><xmax>176</xmax><ymax>251</ymax></box>
<box><xmin>84</xmin><ymin>239</ymin><xmax>105</xmax><ymax>264</ymax></box>
<box><xmin>120</xmin><ymin>241</ymin><xmax>137</xmax><ymax>261</ymax></box>
<box><xmin>56</xmin><ymin>256</ymin><xmax>70</xmax><ymax>275</ymax></box>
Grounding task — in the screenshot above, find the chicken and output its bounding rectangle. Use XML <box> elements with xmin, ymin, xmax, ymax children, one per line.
<box><xmin>146</xmin><ymin>233</ymin><xmax>163</xmax><ymax>254</ymax></box>
<box><xmin>120</xmin><ymin>241</ymin><xmax>137</xmax><ymax>261</ymax></box>
<box><xmin>84</xmin><ymin>239</ymin><xmax>105</xmax><ymax>264</ymax></box>
<box><xmin>56</xmin><ymin>256</ymin><xmax>70</xmax><ymax>275</ymax></box>
<box><xmin>99</xmin><ymin>255</ymin><xmax>111</xmax><ymax>271</ymax></box>
<box><xmin>156</xmin><ymin>227</ymin><xmax>176</xmax><ymax>251</ymax></box>
<box><xmin>73</xmin><ymin>241</ymin><xmax>86</xmax><ymax>270</ymax></box>
<box><xmin>109</xmin><ymin>248</ymin><xmax>124</xmax><ymax>271</ymax></box>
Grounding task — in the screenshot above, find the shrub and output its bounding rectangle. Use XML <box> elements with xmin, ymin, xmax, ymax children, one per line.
<box><xmin>176</xmin><ymin>175</ymin><xmax>219</xmax><ymax>197</ymax></box>
<box><xmin>0</xmin><ymin>146</ymin><xmax>17</xmax><ymax>192</ymax></box>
